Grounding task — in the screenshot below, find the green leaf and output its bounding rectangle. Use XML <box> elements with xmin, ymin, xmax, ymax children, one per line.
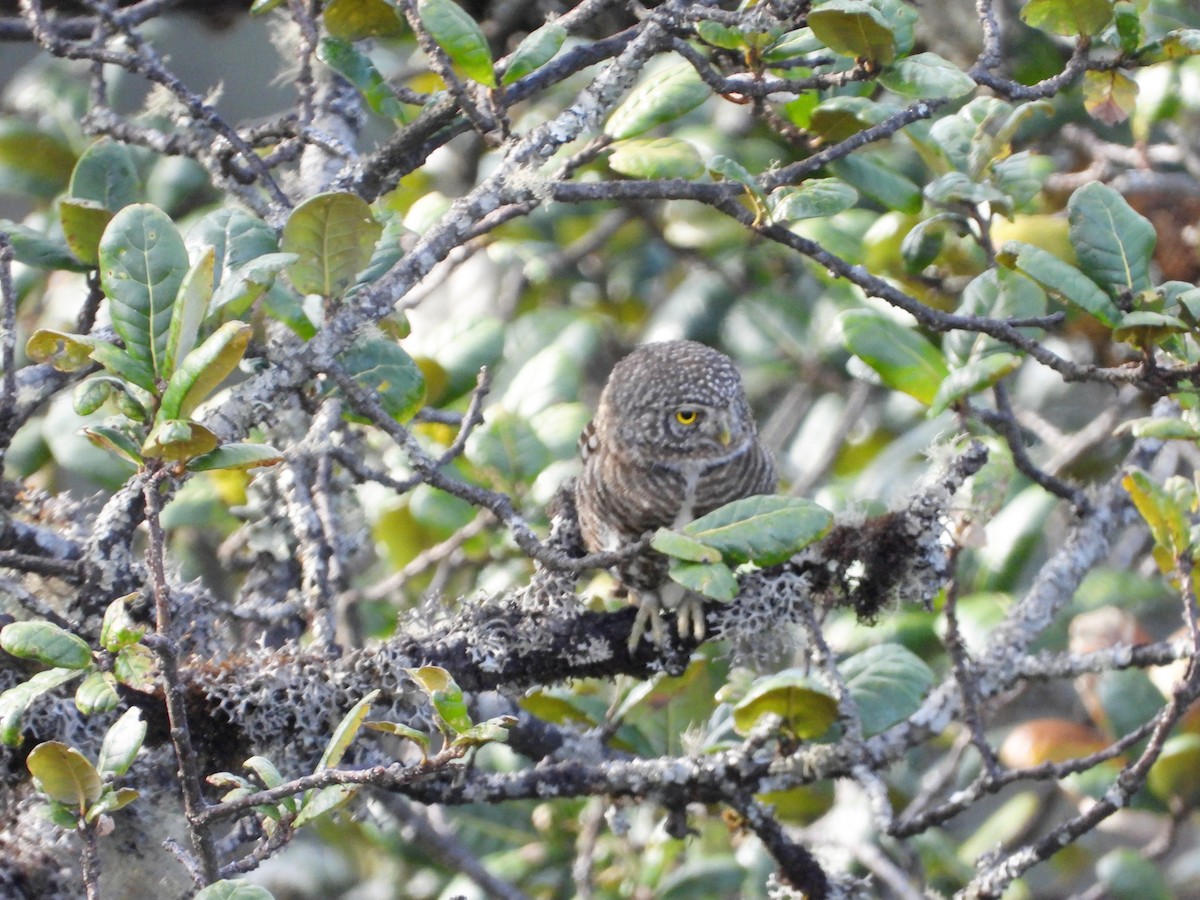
<box><xmin>0</xmin><ymin>219</ymin><xmax>88</xmax><ymax>271</ymax></box>
<box><xmin>808</xmin><ymin>0</ymin><xmax>897</xmax><ymax>66</ymax></box>
<box><xmin>87</xmin><ymin>342</ymin><xmax>158</xmax><ymax>394</ymax></box>
<box><xmin>141</xmin><ymin>419</ymin><xmax>219</xmax><ymax>462</ymax></box>
<box><xmin>731</xmin><ymin>669</ymin><xmax>838</xmax><ymax>739</ymax></box>
<box><xmin>249</xmin><ymin>0</ymin><xmax>287</xmax><ymax>12</ymax></box>
<box><xmin>243</xmin><ymin>755</ymin><xmax>285</xmax><ymax>789</ymax></box>
<box><xmin>501</xmin><ymin>22</ymin><xmax>566</xmax><ymax>84</ymax></box>
<box><xmin>84</xmin><ymin>786</ymin><xmax>140</xmax><ymax>823</ymax></box>
<box><xmin>365</xmin><ymin>720</ymin><xmax>432</xmax><ymax>754</ymax></box>
<box><xmin>194</xmin><ymin>880</ymin><xmax>278</xmax><ymax>900</ymax></box>
<box><xmin>186</xmin><ymin>208</ymin><xmax>279</xmax><ymax>294</ymax></box>
<box><xmin>58</xmin><ymin>199</ymin><xmax>114</xmax><ymax>268</ymax></box>
<box><xmin>1082</xmin><ymin>69</ymin><xmax>1138</xmax><ymax>126</ymax></box>
<box><xmin>465</xmin><ymin>408</ymin><xmax>552</xmax><ymax>481</ymax></box>
<box><xmin>830</xmin><ymin>155</ymin><xmax>922</xmax><ymax>215</ymax></box>
<box><xmin>999</xmin><ymin>240</ymin><xmax>1120</xmax><ymax>326</ymax></box>
<box><xmin>0</xmin><ymin>668</ymin><xmax>85</xmax><ymax>747</ymax></box>
<box><xmin>417</xmin><ymin>0</ymin><xmax>497</xmax><ymax>87</ymax></box>
<box><xmin>294</xmin><ymin>785</ymin><xmax>358</xmax><ymax>827</ymax></box>
<box><xmin>878</xmin><ymin>52</ymin><xmax>975</xmax><ymax>99</ymax></box>
<box><xmin>1021</xmin><ymin>0</ymin><xmax>1113</xmax><ymax>36</ymax></box>
<box><xmin>0</xmin><ymin>120</ymin><xmax>76</xmax><ymax>199</ymax></box>
<box><xmin>73</xmin><ymin>377</ymin><xmax>117</xmax><ymax>417</ymax></box>
<box><xmin>1</xmin><ymin>621</ymin><xmax>92</xmax><ymax>670</ymax></box>
<box><xmin>74</xmin><ymin>671</ymin><xmax>120</xmax><ymax>715</ymax></box>
<box><xmin>97</xmin><ymin>708</ymin><xmax>146</xmax><ymax>779</ymax></box>
<box><xmin>681</xmin><ymin>495</ymin><xmax>833</xmax><ymax>566</ymax></box>
<box><xmin>317</xmin><ymin>690</ymin><xmax>380</xmax><ymax>773</ymax></box>
<box><xmin>164</xmin><ymin>247</ymin><xmax>215</xmax><ymax>378</ymax></box>
<box><xmin>1112</xmin><ymin>311</ymin><xmax>1187</xmax><ymax>349</ymax></box>
<box><xmin>323</xmin><ymin>0</ymin><xmax>404</xmax><ymax>41</ymax></box>
<box><xmin>1112</xmin><ymin>1</ymin><xmax>1140</xmax><ymax>54</ymax></box>
<box><xmin>928</xmin><ymin>353</ymin><xmax>1022</xmax><ymax>416</ymax></box>
<box><xmin>112</xmin><ymin>643</ymin><xmax>158</xmax><ymax>691</ymax></box>
<box><xmin>1139</xmin><ymin>29</ymin><xmax>1200</xmax><ymax>63</ymax></box>
<box><xmin>337</xmin><ymin>337</ymin><xmax>426</xmax><ymax>423</ymax></box>
<box><xmin>83</xmin><ymin>425</ymin><xmax>145</xmax><ymax>467</ymax></box>
<box><xmin>840</xmin><ymin>310</ymin><xmax>949</xmax><ymax>405</ymax></box>
<box><xmin>667</xmin><ymin>559</ymin><xmax>739</xmax><ymax>601</ymax></box>
<box><xmin>1116</xmin><ymin>417</ymin><xmax>1200</xmax><ymax>441</ymax></box>
<box><xmin>1147</xmin><ymin>734</ymin><xmax>1200</xmax><ymax>807</ymax></box>
<box><xmin>157</xmin><ymin>321</ymin><xmax>253</xmax><ymax>421</ymax></box>
<box><xmin>100</xmin><ymin>595</ymin><xmax>145</xmax><ymax>652</ymax></box>
<box><xmin>68</xmin><ymin>139</ymin><xmax>140</xmax><ymax>212</ymax></box>
<box><xmin>608</xmin><ymin>138</ymin><xmax>704</xmax><ymax>180</ymax></box>
<box><xmin>317</xmin><ymin>38</ymin><xmax>409</xmax><ymax>121</ymax></box>
<box><xmin>1067</xmin><ymin>182</ymin><xmax>1155</xmax><ymax>300</ymax></box>
<box><xmin>810</xmin><ymin>96</ymin><xmax>887</xmax><ymax>145</ymax></box>
<box><xmin>770</xmin><ymin>178</ymin><xmax>858</xmax><ymax>222</ymax></box>
<box><xmin>899</xmin><ymin>215</ymin><xmax>952</xmax><ymax>273</ymax></box>
<box><xmin>25</xmin><ymin>329</ymin><xmax>101</xmax><ymax>372</ymax></box>
<box><xmin>406</xmin><ymin>666</ymin><xmax>472</xmax><ymax>734</ymax></box>
<box><xmin>450</xmin><ymin>715</ymin><xmax>517</xmax><ymax>749</ymax></box>
<box><xmin>212</xmin><ymin>252</ymin><xmax>297</xmax><ymax>317</ymax></box>
<box><xmin>764</xmin><ymin>30</ymin><xmax>824</xmax><ymax>67</ymax></box>
<box><xmin>945</xmin><ymin>268</ymin><xmax>1046</xmax><ymax>365</ymax></box>
<box><xmin>696</xmin><ymin>20</ymin><xmax>748</xmax><ymax>50</ymax></box>
<box><xmin>651</xmin><ymin>529</ymin><xmax>723</xmax><ymax>564</ymax></box>
<box><xmin>1122</xmin><ymin>468</ymin><xmax>1190</xmax><ymax>560</ymax></box>
<box><xmin>99</xmin><ymin>203</ymin><xmax>189</xmax><ymax>379</ymax></box>
<box><xmin>605</xmin><ymin>60</ymin><xmax>710</xmax><ymax>140</ymax></box>
<box><xmin>839</xmin><ymin>643</ymin><xmax>934</xmax><ymax>736</ymax></box>
<box><xmin>282</xmin><ymin>192</ymin><xmax>382</xmax><ymax>297</ymax></box>
<box><xmin>1096</xmin><ymin>849</ymin><xmax>1173</xmax><ymax>900</ymax></box>
<box><xmin>187</xmin><ymin>443</ymin><xmax>284</xmax><ymax>472</ymax></box>
<box><xmin>27</xmin><ymin>742</ymin><xmax>103</xmax><ymax>812</ymax></box>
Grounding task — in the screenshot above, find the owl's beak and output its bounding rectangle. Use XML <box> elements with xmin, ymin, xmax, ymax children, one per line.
<box><xmin>714</xmin><ymin>411</ymin><xmax>734</xmax><ymax>447</ymax></box>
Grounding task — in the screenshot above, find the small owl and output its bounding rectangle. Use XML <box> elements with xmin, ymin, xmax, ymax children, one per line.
<box><xmin>575</xmin><ymin>340</ymin><xmax>776</xmax><ymax>647</ymax></box>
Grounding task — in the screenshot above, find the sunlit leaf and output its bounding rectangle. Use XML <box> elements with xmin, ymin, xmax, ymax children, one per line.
<box><xmin>417</xmin><ymin>0</ymin><xmax>497</xmax><ymax>87</ymax></box>
<box><xmin>74</xmin><ymin>671</ymin><xmax>120</xmax><ymax>715</ymax></box>
<box><xmin>808</xmin><ymin>0</ymin><xmax>897</xmax><ymax>65</ymax></box>
<box><xmin>0</xmin><ymin>668</ymin><xmax>85</xmax><ymax>747</ymax></box>
<box><xmin>317</xmin><ymin>690</ymin><xmax>380</xmax><ymax>773</ymax></box>
<box><xmin>501</xmin><ymin>22</ymin><xmax>566</xmax><ymax>84</ymax></box>
<box><xmin>187</xmin><ymin>443</ymin><xmax>284</xmax><ymax>472</ymax></box>
<box><xmin>283</xmin><ymin>192</ymin><xmax>382</xmax><ymax>298</ymax></box>
<box><xmin>732</xmin><ymin>669</ymin><xmax>838</xmax><ymax>739</ymax></box>
<box><xmin>608</xmin><ymin>138</ymin><xmax>704</xmax><ymax>180</ymax></box>
<box><xmin>1067</xmin><ymin>182</ymin><xmax>1155</xmax><ymax>300</ymax></box>
<box><xmin>840</xmin><ymin>310</ymin><xmax>949</xmax><ymax>405</ymax></box>
<box><xmin>878</xmin><ymin>52</ymin><xmax>975</xmax><ymax>99</ymax></box>
<box><xmin>27</xmin><ymin>741</ymin><xmax>102</xmax><ymax>812</ymax></box>
<box><xmin>667</xmin><ymin>559</ymin><xmax>739</xmax><ymax>601</ymax></box>
<box><xmin>999</xmin><ymin>240</ymin><xmax>1120</xmax><ymax>326</ymax></box>
<box><xmin>157</xmin><ymin>321</ymin><xmax>252</xmax><ymax>422</ymax></box>
<box><xmin>840</xmin><ymin>643</ymin><xmax>934</xmax><ymax>735</ymax></box>
<box><xmin>1</xmin><ymin>621</ymin><xmax>92</xmax><ymax>670</ymax></box>
<box><xmin>97</xmin><ymin>708</ymin><xmax>146</xmax><ymax>779</ymax></box>
<box><xmin>682</xmin><ymin>496</ymin><xmax>833</xmax><ymax>566</ymax></box>
<box><xmin>1021</xmin><ymin>0</ymin><xmax>1113</xmax><ymax>36</ymax></box>
<box><xmin>323</xmin><ymin>0</ymin><xmax>404</xmax><ymax>41</ymax></box>
<box><xmin>605</xmin><ymin>60</ymin><xmax>710</xmax><ymax>140</ymax></box>
<box><xmin>99</xmin><ymin>204</ymin><xmax>189</xmax><ymax>379</ymax></box>
<box><xmin>406</xmin><ymin>666</ymin><xmax>472</xmax><ymax>734</ymax></box>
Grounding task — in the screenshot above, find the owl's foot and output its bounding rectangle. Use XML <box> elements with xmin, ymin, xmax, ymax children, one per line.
<box><xmin>674</xmin><ymin>594</ymin><xmax>707</xmax><ymax>642</ymax></box>
<box><xmin>628</xmin><ymin>586</ymin><xmax>707</xmax><ymax>652</ymax></box>
<box><xmin>628</xmin><ymin>590</ymin><xmax>667</xmax><ymax>653</ymax></box>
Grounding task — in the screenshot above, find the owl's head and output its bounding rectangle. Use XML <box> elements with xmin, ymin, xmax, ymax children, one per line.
<box><xmin>596</xmin><ymin>340</ymin><xmax>758</xmax><ymax>463</ymax></box>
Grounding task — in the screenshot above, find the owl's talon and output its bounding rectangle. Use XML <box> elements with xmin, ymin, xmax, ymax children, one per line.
<box><xmin>675</xmin><ymin>595</ymin><xmax>707</xmax><ymax>642</ymax></box>
<box><xmin>628</xmin><ymin>591</ymin><xmax>667</xmax><ymax>652</ymax></box>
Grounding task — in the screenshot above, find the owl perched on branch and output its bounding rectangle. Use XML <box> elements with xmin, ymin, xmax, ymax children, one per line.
<box><xmin>574</xmin><ymin>340</ymin><xmax>777</xmax><ymax>648</ymax></box>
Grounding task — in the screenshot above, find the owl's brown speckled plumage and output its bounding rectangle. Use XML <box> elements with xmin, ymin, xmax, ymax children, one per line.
<box><xmin>574</xmin><ymin>340</ymin><xmax>776</xmax><ymax>644</ymax></box>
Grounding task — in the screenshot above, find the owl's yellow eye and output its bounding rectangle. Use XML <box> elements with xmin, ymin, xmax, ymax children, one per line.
<box><xmin>675</xmin><ymin>409</ymin><xmax>698</xmax><ymax>425</ymax></box>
